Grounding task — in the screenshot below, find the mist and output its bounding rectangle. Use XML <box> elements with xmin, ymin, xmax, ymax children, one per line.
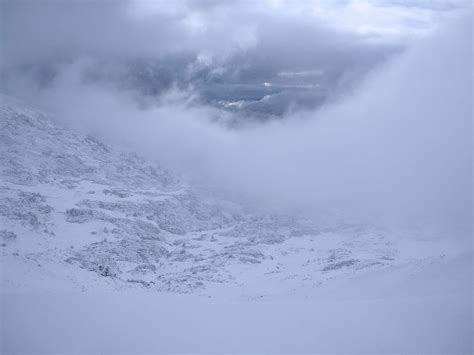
<box><xmin>1</xmin><ymin>1</ymin><xmax>471</xmax><ymax>235</ymax></box>
<box><xmin>1</xmin><ymin>3</ymin><xmax>473</xmax><ymax>353</ymax></box>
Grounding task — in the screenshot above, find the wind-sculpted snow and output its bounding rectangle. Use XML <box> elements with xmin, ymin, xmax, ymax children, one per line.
<box><xmin>0</xmin><ymin>95</ymin><xmax>454</xmax><ymax>295</ymax></box>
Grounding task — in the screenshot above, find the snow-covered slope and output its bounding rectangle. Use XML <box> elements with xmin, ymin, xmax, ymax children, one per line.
<box><xmin>0</xmin><ymin>94</ymin><xmax>466</xmax><ymax>296</ymax></box>
<box><xmin>1</xmin><ymin>95</ymin><xmax>471</xmax><ymax>353</ymax></box>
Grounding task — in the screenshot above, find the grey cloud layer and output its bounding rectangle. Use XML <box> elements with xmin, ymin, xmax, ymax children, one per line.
<box><xmin>1</xmin><ymin>0</ymin><xmax>406</xmax><ymax>118</ymax></box>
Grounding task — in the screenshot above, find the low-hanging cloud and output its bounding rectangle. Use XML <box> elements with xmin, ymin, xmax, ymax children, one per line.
<box><xmin>1</xmin><ymin>2</ymin><xmax>471</xmax><ymax>236</ymax></box>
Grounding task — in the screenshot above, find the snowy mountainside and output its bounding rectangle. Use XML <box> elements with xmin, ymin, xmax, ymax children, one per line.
<box><xmin>0</xmin><ymin>95</ymin><xmax>455</xmax><ymax>297</ymax></box>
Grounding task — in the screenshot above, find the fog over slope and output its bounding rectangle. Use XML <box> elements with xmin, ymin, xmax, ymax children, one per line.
<box><xmin>0</xmin><ymin>1</ymin><xmax>471</xmax><ymax>230</ymax></box>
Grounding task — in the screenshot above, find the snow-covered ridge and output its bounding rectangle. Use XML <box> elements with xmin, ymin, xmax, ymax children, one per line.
<box><xmin>0</xmin><ymin>95</ymin><xmax>454</xmax><ymax>296</ymax></box>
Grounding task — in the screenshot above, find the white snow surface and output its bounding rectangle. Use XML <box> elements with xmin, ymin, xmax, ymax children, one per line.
<box><xmin>0</xmin><ymin>95</ymin><xmax>472</xmax><ymax>353</ymax></box>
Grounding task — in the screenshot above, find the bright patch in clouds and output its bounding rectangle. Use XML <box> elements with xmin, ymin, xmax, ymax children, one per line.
<box><xmin>310</xmin><ymin>0</ymin><xmax>466</xmax><ymax>39</ymax></box>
